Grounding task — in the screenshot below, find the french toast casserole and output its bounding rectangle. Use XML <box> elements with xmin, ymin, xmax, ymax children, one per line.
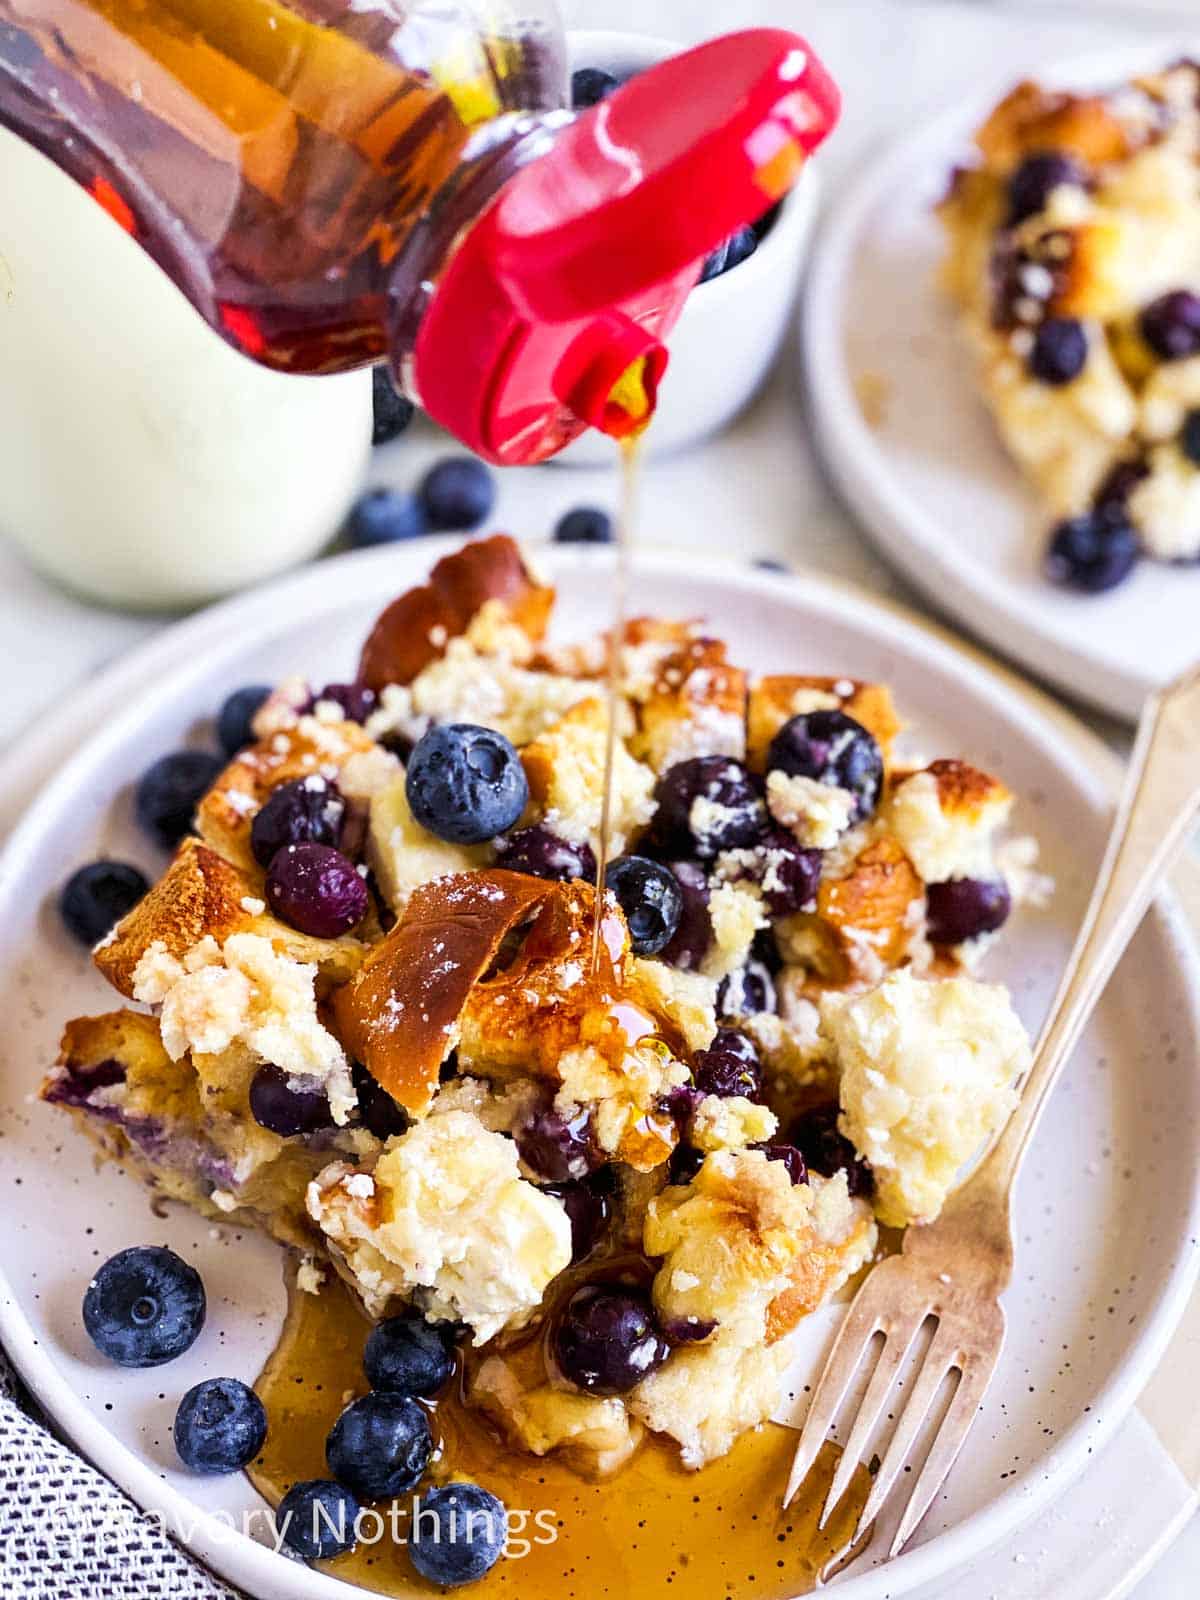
<box><xmin>45</xmin><ymin>535</ymin><xmax>1046</xmax><ymax>1480</ymax></box>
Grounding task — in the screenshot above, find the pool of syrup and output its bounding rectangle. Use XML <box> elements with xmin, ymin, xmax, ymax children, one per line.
<box><xmin>250</xmin><ymin>1269</ymin><xmax>872</xmax><ymax>1599</ymax></box>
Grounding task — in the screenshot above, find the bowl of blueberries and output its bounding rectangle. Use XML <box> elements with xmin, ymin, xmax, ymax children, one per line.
<box><xmin>556</xmin><ymin>31</ymin><xmax>821</xmax><ymax>464</ymax></box>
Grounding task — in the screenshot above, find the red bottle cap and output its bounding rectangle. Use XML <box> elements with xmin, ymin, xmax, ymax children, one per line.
<box><xmin>413</xmin><ymin>28</ymin><xmax>839</xmax><ymax>464</ymax></box>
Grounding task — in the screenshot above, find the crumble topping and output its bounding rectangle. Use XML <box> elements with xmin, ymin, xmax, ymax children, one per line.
<box><xmin>766</xmin><ymin>770</ymin><xmax>856</xmax><ymax>849</ymax></box>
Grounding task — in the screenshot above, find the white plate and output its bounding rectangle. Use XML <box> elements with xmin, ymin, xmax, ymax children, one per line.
<box><xmin>803</xmin><ymin>40</ymin><xmax>1200</xmax><ymax>723</ymax></box>
<box><xmin>2</xmin><ymin>540</ymin><xmax>1199</xmax><ymax>1599</ymax></box>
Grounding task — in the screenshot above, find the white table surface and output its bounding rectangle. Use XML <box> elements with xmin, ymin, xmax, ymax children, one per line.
<box><xmin>2</xmin><ymin>0</ymin><xmax>1198</xmax><ymax>1593</ymax></box>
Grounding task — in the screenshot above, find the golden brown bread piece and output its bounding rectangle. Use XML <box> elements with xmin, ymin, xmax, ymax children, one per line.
<box><xmin>358</xmin><ymin>535</ymin><xmax>555</xmax><ymax>692</ymax></box>
<box><xmin>628</xmin><ymin>635</ymin><xmax>747</xmax><ymax>770</ymax></box>
<box><xmin>781</xmin><ymin>835</ymin><xmax>925</xmax><ymax>987</ymax></box>
<box><xmin>746</xmin><ymin>676</ymin><xmax>902</xmax><ymax>771</ymax></box>
<box><xmin>974</xmin><ymin>81</ymin><xmax>1134</xmax><ymax>172</ymax></box>
<box><xmin>926</xmin><ymin>757</ymin><xmax>1012</xmax><ymax>819</ymax></box>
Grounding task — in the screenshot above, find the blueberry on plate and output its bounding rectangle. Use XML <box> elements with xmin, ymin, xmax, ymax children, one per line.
<box><xmin>657</xmin><ymin>860</ymin><xmax>712</xmax><ymax>971</ymax></box>
<box><xmin>698</xmin><ymin>238</ymin><xmax>729</xmax><ymax>283</ymax></box>
<box><xmin>59</xmin><ymin>860</ymin><xmax>149</xmax><ymax>945</ymax></box>
<box><xmin>516</xmin><ymin>1100</ymin><xmax>602</xmax><ymax>1182</ymax></box>
<box><xmin>265</xmin><ymin>842</ymin><xmax>368</xmax><ymax>938</ymax></box>
<box><xmin>277</xmin><ymin>1479</ymin><xmax>361</xmax><ymax>1561</ymax></box>
<box><xmin>717</xmin><ymin>957</ymin><xmax>777</xmax><ymax>1019</ymax></box>
<box><xmin>353</xmin><ymin>1061</ymin><xmax>410</xmax><ymax>1140</ymax></box>
<box><xmin>554</xmin><ymin>1284</ymin><xmax>669</xmax><ymax>1395</ymax></box>
<box><xmin>409</xmin><ymin>1482</ymin><xmax>508</xmax><ymax>1587</ymax></box>
<box><xmin>418</xmin><ymin>456</ymin><xmax>496</xmax><ymax>531</ymax></box>
<box><xmin>653</xmin><ymin>756</ymin><xmax>765</xmax><ymax>860</ymax></box>
<box><xmin>372</xmin><ymin>366</ymin><xmax>415</xmax><ymax>445</ymax></box>
<box><xmin>544</xmin><ymin>1172</ymin><xmax>612</xmax><ymax>1263</ymax></box>
<box><xmin>925</xmin><ymin>876</ymin><xmax>1012</xmax><ymax>945</ymax></box>
<box><xmin>1140</xmin><ymin>289</ymin><xmax>1200</xmax><ymax>361</ymax></box>
<box><xmin>554</xmin><ymin>506</ymin><xmax>613</xmax><ymax>544</ymax></box>
<box><xmin>309</xmin><ymin>682</ymin><xmax>377</xmax><ymax>725</ymax></box>
<box><xmin>250</xmin><ymin>775</ymin><xmax>347</xmax><ymax>869</ymax></box>
<box><xmin>605</xmin><ymin>857</ymin><xmax>683</xmax><ymax>956</ymax></box>
<box><xmin>1045</xmin><ymin>510</ymin><xmax>1140</xmax><ymax>593</ymax></box>
<box><xmin>217</xmin><ymin>684</ymin><xmax>272</xmax><ymax>756</ymax></box>
<box><xmin>405</xmin><ymin>723</ymin><xmax>529</xmax><ymax>845</ymax></box>
<box><xmin>135</xmin><ymin>751</ymin><xmax>224</xmax><ymax>850</ymax></box>
<box><xmin>790</xmin><ymin>1103</ymin><xmax>873</xmax><ymax>1197</ymax></box>
<box><xmin>173</xmin><ymin>1377</ymin><xmax>267</xmax><ymax>1473</ymax></box>
<box><xmin>363</xmin><ymin>1312</ymin><xmax>456</xmax><ymax>1398</ymax></box>
<box><xmin>752</xmin><ymin>1140</ymin><xmax>808</xmax><ymax>1185</ymax></box>
<box><xmin>1028</xmin><ymin>317</ymin><xmax>1087</xmax><ymax>386</ymax></box>
<box><xmin>700</xmin><ymin>224</ymin><xmax>758</xmax><ymax>283</ymax></box>
<box><xmin>767</xmin><ymin>709</ymin><xmax>884</xmax><ymax>824</ymax></box>
<box><xmin>249</xmin><ymin>1063</ymin><xmax>334</xmax><ymax>1137</ymax></box>
<box><xmin>494</xmin><ymin>825</ymin><xmax>596</xmax><ymax>884</ymax></box>
<box><xmin>326</xmin><ymin>1391</ymin><xmax>433</xmax><ymax>1501</ymax></box>
<box><xmin>83</xmin><ymin>1245</ymin><xmax>205</xmax><ymax>1367</ymax></box>
<box><xmin>571</xmin><ymin>66</ymin><xmax>621</xmax><ymax>108</ymax></box>
<box><xmin>345</xmin><ymin>487</ymin><xmax>427</xmax><ymax>548</ymax></box>
<box><xmin>748</xmin><ymin>828</ymin><xmax>822</xmax><ymax>917</ymax></box>
<box><xmin>1007</xmin><ymin>150</ymin><xmax>1089</xmax><ymax>225</ymax></box>
<box><xmin>692</xmin><ymin>1030</ymin><xmax>762</xmax><ymax>1100</ymax></box>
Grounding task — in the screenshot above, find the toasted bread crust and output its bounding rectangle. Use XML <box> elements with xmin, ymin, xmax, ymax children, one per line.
<box><xmin>630</xmin><ymin>636</ymin><xmax>747</xmax><ymax>769</ymax></box>
<box><xmin>974</xmin><ymin>81</ymin><xmax>1133</xmax><ymax>172</ymax></box>
<box><xmin>358</xmin><ymin>535</ymin><xmax>555</xmax><ymax>692</ymax></box>
<box><xmin>747</xmin><ymin>676</ymin><xmax>902</xmax><ymax>770</ymax></box>
<box><xmin>927</xmin><ymin>757</ymin><xmax>1011</xmax><ymax>819</ymax></box>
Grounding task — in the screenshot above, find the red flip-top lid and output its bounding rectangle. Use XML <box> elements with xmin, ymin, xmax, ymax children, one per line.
<box><xmin>413</xmin><ymin>28</ymin><xmax>839</xmax><ymax>464</ymax></box>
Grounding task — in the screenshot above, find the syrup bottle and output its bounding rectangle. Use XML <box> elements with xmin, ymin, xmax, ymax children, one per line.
<box><xmin>0</xmin><ymin>6</ymin><xmax>838</xmax><ymax>463</ymax></box>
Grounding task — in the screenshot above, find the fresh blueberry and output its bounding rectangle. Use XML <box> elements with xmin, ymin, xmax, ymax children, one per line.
<box><xmin>711</xmin><ymin>1027</ymin><xmax>758</xmax><ymax>1067</ymax></box>
<box><xmin>699</xmin><ymin>238</ymin><xmax>729</xmax><ymax>283</ymax></box>
<box><xmin>1094</xmin><ymin>456</ymin><xmax>1150</xmax><ymax>511</ymax></box>
<box><xmin>217</xmin><ymin>685</ymin><xmax>271</xmax><ymax>756</ymax></box>
<box><xmin>250</xmin><ymin>775</ymin><xmax>346</xmax><ymax>869</ymax></box>
<box><xmin>653</xmin><ymin>757</ymin><xmax>765</xmax><ymax>861</ymax></box>
<box><xmin>1182</xmin><ymin>409</ymin><xmax>1200</xmax><ymax>467</ymax></box>
<box><xmin>363</xmin><ymin>1312</ymin><xmax>455</xmax><ymax>1398</ymax></box>
<box><xmin>692</xmin><ymin>1038</ymin><xmax>761</xmax><ymax>1100</ymax></box>
<box><xmin>554</xmin><ymin>506</ymin><xmax>613</xmax><ymax>544</ymax></box>
<box><xmin>1007</xmin><ymin>150</ymin><xmax>1089</xmax><ymax>224</ymax></box>
<box><xmin>1141</xmin><ymin>290</ymin><xmax>1200</xmax><ymax>361</ymax></box>
<box><xmin>59</xmin><ymin>860</ymin><xmax>149</xmax><ymax>945</ymax></box>
<box><xmin>658</xmin><ymin>860</ymin><xmax>712</xmax><ymax>970</ymax></box>
<box><xmin>668</xmin><ymin>1142</ymin><xmax>706</xmax><ymax>1185</ymax></box>
<box><xmin>605</xmin><ymin>857</ymin><xmax>683</xmax><ymax>956</ymax></box>
<box><xmin>249</xmin><ymin>1064</ymin><xmax>334</xmax><ymax>1137</ymax></box>
<box><xmin>790</xmin><ymin>1103</ymin><xmax>872</xmax><ymax>1197</ymax></box>
<box><xmin>571</xmin><ymin>66</ymin><xmax>620</xmax><ymax>108</ymax></box>
<box><xmin>495</xmin><ymin>825</ymin><xmax>596</xmax><ymax>884</ymax></box>
<box><xmin>345</xmin><ymin>487</ymin><xmax>427</xmax><ymax>548</ymax></box>
<box><xmin>722</xmin><ymin>225</ymin><xmax>758</xmax><ymax>272</ymax></box>
<box><xmin>265</xmin><ymin>843</ymin><xmax>368</xmax><ymax>938</ymax></box>
<box><xmin>554</xmin><ymin>1285</ymin><xmax>669</xmax><ymax>1395</ymax></box>
<box><xmin>1028</xmin><ymin>317</ymin><xmax>1087</xmax><ymax>385</ymax></box>
<box><xmin>753</xmin><ymin>199</ymin><xmax>783</xmax><ymax>242</ymax></box>
<box><xmin>326</xmin><ymin>1392</ymin><xmax>433</xmax><ymax>1501</ymax></box>
<box><xmin>372</xmin><ymin>366</ymin><xmax>415</xmax><ymax>444</ymax></box>
<box><xmin>926</xmin><ymin>876</ymin><xmax>1012</xmax><ymax>944</ymax></box>
<box><xmin>516</xmin><ymin>1100</ymin><xmax>601</xmax><ymax>1182</ymax></box>
<box><xmin>721</xmin><ymin>828</ymin><xmax>821</xmax><ymax>917</ymax></box>
<box><xmin>135</xmin><ymin>751</ymin><xmax>223</xmax><ymax>850</ymax></box>
<box><xmin>767</xmin><ymin>710</ymin><xmax>884</xmax><ymax>824</ymax></box>
<box><xmin>418</xmin><ymin>457</ymin><xmax>496</xmax><ymax>531</ymax></box>
<box><xmin>717</xmin><ymin>958</ymin><xmax>777</xmax><ymax>1019</ymax></box>
<box><xmin>352</xmin><ymin>1061</ymin><xmax>410</xmax><ymax>1140</ymax></box>
<box><xmin>1045</xmin><ymin>511</ymin><xmax>1140</xmax><ymax>592</ymax></box>
<box><xmin>83</xmin><ymin>1246</ymin><xmax>205</xmax><ymax>1367</ymax></box>
<box><xmin>409</xmin><ymin>1482</ymin><xmax>507</xmax><ymax>1587</ymax></box>
<box><xmin>405</xmin><ymin>723</ymin><xmax>529</xmax><ymax>845</ymax></box>
<box><xmin>43</xmin><ymin>1055</ymin><xmax>126</xmax><ymax>1109</ymax></box>
<box><xmin>544</xmin><ymin>1173</ymin><xmax>612</xmax><ymax>1263</ymax></box>
<box><xmin>277</xmin><ymin>1479</ymin><xmax>361</xmax><ymax>1561</ymax></box>
<box><xmin>173</xmin><ymin>1377</ymin><xmax>267</xmax><ymax>1473</ymax></box>
<box><xmin>310</xmin><ymin>682</ymin><xmax>377</xmax><ymax>724</ymax></box>
<box><xmin>754</xmin><ymin>556</ymin><xmax>789</xmax><ymax>573</ymax></box>
<box><xmin>752</xmin><ymin>1140</ymin><xmax>808</xmax><ymax>1185</ymax></box>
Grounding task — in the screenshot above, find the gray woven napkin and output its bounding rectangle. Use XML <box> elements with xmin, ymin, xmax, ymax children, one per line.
<box><xmin>0</xmin><ymin>1347</ymin><xmax>240</xmax><ymax>1599</ymax></box>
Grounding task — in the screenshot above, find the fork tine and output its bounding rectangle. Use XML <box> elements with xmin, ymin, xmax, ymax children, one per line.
<box><xmin>783</xmin><ymin>1292</ymin><xmax>883</xmax><ymax>1509</ymax></box>
<box><xmin>818</xmin><ymin>1312</ymin><xmax>930</xmax><ymax>1527</ymax></box>
<box><xmin>887</xmin><ymin>1351</ymin><xmax>999</xmax><ymax>1557</ymax></box>
<box><xmin>847</xmin><ymin>1320</ymin><xmax>962</xmax><ymax>1542</ymax></box>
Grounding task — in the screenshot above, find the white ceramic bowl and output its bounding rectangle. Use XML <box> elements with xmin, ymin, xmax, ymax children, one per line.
<box><xmin>558</xmin><ymin>31</ymin><xmax>819</xmax><ymax>464</ymax></box>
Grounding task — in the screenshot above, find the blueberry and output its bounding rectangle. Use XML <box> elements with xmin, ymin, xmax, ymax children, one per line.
<box><xmin>173</xmin><ymin>1377</ymin><xmax>267</xmax><ymax>1473</ymax></box>
<box><xmin>409</xmin><ymin>1482</ymin><xmax>507</xmax><ymax>1587</ymax></box>
<box><xmin>59</xmin><ymin>860</ymin><xmax>149</xmax><ymax>945</ymax></box>
<box><xmin>790</xmin><ymin>1103</ymin><xmax>872</xmax><ymax>1197</ymax></box>
<box><xmin>310</xmin><ymin>682</ymin><xmax>377</xmax><ymax>724</ymax></box>
<box><xmin>653</xmin><ymin>756</ymin><xmax>766</xmax><ymax>860</ymax></box>
<box><xmin>753</xmin><ymin>199</ymin><xmax>783</xmax><ymax>242</ymax></box>
<box><xmin>265</xmin><ymin>842</ymin><xmax>368</xmax><ymax>938</ymax></box>
<box><xmin>692</xmin><ymin>1038</ymin><xmax>761</xmax><ymax>1100</ymax></box>
<box><xmin>544</xmin><ymin>1173</ymin><xmax>612</xmax><ymax>1263</ymax></box>
<box><xmin>277</xmin><ymin>1479</ymin><xmax>361</xmax><ymax>1561</ymax></box>
<box><xmin>1045</xmin><ymin>511</ymin><xmax>1140</xmax><ymax>592</ymax></box>
<box><xmin>605</xmin><ymin>857</ymin><xmax>683</xmax><ymax>956</ymax></box>
<box><xmin>363</xmin><ymin>1312</ymin><xmax>455</xmax><ymax>1398</ymax></box>
<box><xmin>1141</xmin><ymin>290</ymin><xmax>1200</xmax><ymax>361</ymax></box>
<box><xmin>217</xmin><ymin>685</ymin><xmax>271</xmax><ymax>756</ymax></box>
<box><xmin>1008</xmin><ymin>151</ymin><xmax>1088</xmax><ymax>224</ymax></box>
<box><xmin>754</xmin><ymin>556</ymin><xmax>789</xmax><ymax>573</ymax></box>
<box><xmin>249</xmin><ymin>1063</ymin><xmax>334</xmax><ymax>1137</ymax></box>
<box><xmin>1182</xmin><ymin>409</ymin><xmax>1200</xmax><ymax>467</ymax></box>
<box><xmin>554</xmin><ymin>1285</ymin><xmax>669</xmax><ymax>1395</ymax></box>
<box><xmin>418</xmin><ymin>456</ymin><xmax>496</xmax><ymax>531</ymax></box>
<box><xmin>668</xmin><ymin>1142</ymin><xmax>705</xmax><ymax>1185</ymax></box>
<box><xmin>722</xmin><ymin>225</ymin><xmax>758</xmax><ymax>273</ymax></box>
<box><xmin>767</xmin><ymin>710</ymin><xmax>884</xmax><ymax>824</ymax></box>
<box><xmin>345</xmin><ymin>487</ymin><xmax>427</xmax><ymax>548</ymax></box>
<box><xmin>926</xmin><ymin>876</ymin><xmax>1012</xmax><ymax>944</ymax></box>
<box><xmin>711</xmin><ymin>1027</ymin><xmax>758</xmax><ymax>1067</ymax></box>
<box><xmin>658</xmin><ymin>859</ymin><xmax>712</xmax><ymax>970</ymax></box>
<box><xmin>699</xmin><ymin>239</ymin><xmax>729</xmax><ymax>283</ymax></box>
<box><xmin>83</xmin><ymin>1246</ymin><xmax>205</xmax><ymax>1367</ymax></box>
<box><xmin>353</xmin><ymin>1061</ymin><xmax>410</xmax><ymax>1140</ymax></box>
<box><xmin>406</xmin><ymin>724</ymin><xmax>528</xmax><ymax>845</ymax></box>
<box><xmin>752</xmin><ymin>1140</ymin><xmax>808</xmax><ymax>1185</ymax></box>
<box><xmin>723</xmin><ymin>827</ymin><xmax>821</xmax><ymax>917</ymax></box>
<box><xmin>554</xmin><ymin>506</ymin><xmax>613</xmax><ymax>544</ymax></box>
<box><xmin>495</xmin><ymin>825</ymin><xmax>596</xmax><ymax>884</ymax></box>
<box><xmin>516</xmin><ymin>1100</ymin><xmax>601</xmax><ymax>1182</ymax></box>
<box><xmin>135</xmin><ymin>751</ymin><xmax>223</xmax><ymax>850</ymax></box>
<box><xmin>1095</xmin><ymin>456</ymin><xmax>1150</xmax><ymax>511</ymax></box>
<box><xmin>717</xmin><ymin>958</ymin><xmax>777</xmax><ymax>1018</ymax></box>
<box><xmin>372</xmin><ymin>366</ymin><xmax>415</xmax><ymax>444</ymax></box>
<box><xmin>326</xmin><ymin>1392</ymin><xmax>433</xmax><ymax>1501</ymax></box>
<box><xmin>571</xmin><ymin>66</ymin><xmax>620</xmax><ymax>108</ymax></box>
<box><xmin>1028</xmin><ymin>317</ymin><xmax>1087</xmax><ymax>385</ymax></box>
<box><xmin>250</xmin><ymin>775</ymin><xmax>346</xmax><ymax>869</ymax></box>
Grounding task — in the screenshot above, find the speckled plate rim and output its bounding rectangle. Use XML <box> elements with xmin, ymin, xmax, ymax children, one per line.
<box><xmin>1</xmin><ymin>538</ymin><xmax>1199</xmax><ymax>1600</ymax></box>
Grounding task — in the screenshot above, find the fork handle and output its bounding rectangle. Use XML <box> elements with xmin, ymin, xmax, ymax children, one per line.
<box><xmin>957</xmin><ymin>664</ymin><xmax>1200</xmax><ymax>1221</ymax></box>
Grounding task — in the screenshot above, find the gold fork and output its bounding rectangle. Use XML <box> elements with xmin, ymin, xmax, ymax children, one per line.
<box><xmin>784</xmin><ymin>662</ymin><xmax>1200</xmax><ymax>1560</ymax></box>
